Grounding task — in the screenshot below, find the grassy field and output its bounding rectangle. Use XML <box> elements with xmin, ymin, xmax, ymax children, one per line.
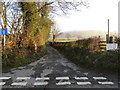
<box><xmin>49</xmin><ymin>38</ymin><xmax>78</xmax><ymax>42</ymax></box>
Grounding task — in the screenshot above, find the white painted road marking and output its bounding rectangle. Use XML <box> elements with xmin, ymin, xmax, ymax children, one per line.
<box><xmin>98</xmin><ymin>81</ymin><xmax>114</xmax><ymax>85</ymax></box>
<box><xmin>36</xmin><ymin>77</ymin><xmax>50</xmax><ymax>80</ymax></box>
<box><xmin>75</xmin><ymin>77</ymin><xmax>88</xmax><ymax>80</ymax></box>
<box><xmin>56</xmin><ymin>77</ymin><xmax>69</xmax><ymax>80</ymax></box>
<box><xmin>11</xmin><ymin>82</ymin><xmax>27</xmax><ymax>86</ymax></box>
<box><xmin>16</xmin><ymin>77</ymin><xmax>31</xmax><ymax>80</ymax></box>
<box><xmin>56</xmin><ymin>82</ymin><xmax>71</xmax><ymax>85</ymax></box>
<box><xmin>77</xmin><ymin>82</ymin><xmax>91</xmax><ymax>85</ymax></box>
<box><xmin>0</xmin><ymin>76</ymin><xmax>115</xmax><ymax>86</ymax></box>
<box><xmin>93</xmin><ymin>77</ymin><xmax>107</xmax><ymax>80</ymax></box>
<box><xmin>0</xmin><ymin>77</ymin><xmax>11</xmax><ymax>80</ymax></box>
<box><xmin>34</xmin><ymin>82</ymin><xmax>48</xmax><ymax>85</ymax></box>
<box><xmin>0</xmin><ymin>82</ymin><xmax>6</xmax><ymax>85</ymax></box>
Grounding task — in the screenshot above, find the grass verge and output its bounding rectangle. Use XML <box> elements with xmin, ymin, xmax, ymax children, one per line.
<box><xmin>52</xmin><ymin>45</ymin><xmax>119</xmax><ymax>72</ymax></box>
<box><xmin>2</xmin><ymin>46</ymin><xmax>46</xmax><ymax>72</ymax></box>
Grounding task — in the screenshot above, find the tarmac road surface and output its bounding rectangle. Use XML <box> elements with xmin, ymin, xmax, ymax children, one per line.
<box><xmin>0</xmin><ymin>46</ymin><xmax>118</xmax><ymax>89</ymax></box>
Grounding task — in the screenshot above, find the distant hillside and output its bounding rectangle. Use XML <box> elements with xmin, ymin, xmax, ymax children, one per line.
<box><xmin>57</xmin><ymin>30</ymin><xmax>118</xmax><ymax>40</ymax></box>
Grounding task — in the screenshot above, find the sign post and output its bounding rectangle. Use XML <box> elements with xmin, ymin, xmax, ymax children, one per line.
<box><xmin>0</xmin><ymin>28</ymin><xmax>8</xmax><ymax>47</ymax></box>
<box><xmin>0</xmin><ymin>1</ymin><xmax>3</xmax><ymax>89</ymax></box>
<box><xmin>4</xmin><ymin>35</ymin><xmax>5</xmax><ymax>47</ymax></box>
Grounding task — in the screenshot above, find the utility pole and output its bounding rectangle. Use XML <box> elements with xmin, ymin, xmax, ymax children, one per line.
<box><xmin>108</xmin><ymin>19</ymin><xmax>109</xmax><ymax>38</ymax></box>
<box><xmin>0</xmin><ymin>1</ymin><xmax>2</xmax><ymax>90</ymax></box>
<box><xmin>106</xmin><ymin>19</ymin><xmax>110</xmax><ymax>43</ymax></box>
<box><xmin>3</xmin><ymin>5</ymin><xmax>7</xmax><ymax>48</ymax></box>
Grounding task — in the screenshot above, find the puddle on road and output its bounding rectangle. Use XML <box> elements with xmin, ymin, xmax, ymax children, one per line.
<box><xmin>63</xmin><ymin>70</ymin><xmax>68</xmax><ymax>73</ymax></box>
<box><xmin>41</xmin><ymin>69</ymin><xmax>53</xmax><ymax>77</ymax></box>
<box><xmin>60</xmin><ymin>58</ymin><xmax>79</xmax><ymax>71</ymax></box>
<box><xmin>84</xmin><ymin>73</ymin><xmax>89</xmax><ymax>76</ymax></box>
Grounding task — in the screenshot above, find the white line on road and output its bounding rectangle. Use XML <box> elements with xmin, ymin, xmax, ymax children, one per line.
<box><xmin>36</xmin><ymin>77</ymin><xmax>50</xmax><ymax>80</ymax></box>
<box><xmin>0</xmin><ymin>77</ymin><xmax>11</xmax><ymax>80</ymax></box>
<box><xmin>93</xmin><ymin>77</ymin><xmax>107</xmax><ymax>80</ymax></box>
<box><xmin>56</xmin><ymin>77</ymin><xmax>69</xmax><ymax>80</ymax></box>
<box><xmin>98</xmin><ymin>81</ymin><xmax>114</xmax><ymax>85</ymax></box>
<box><xmin>0</xmin><ymin>82</ymin><xmax>6</xmax><ymax>85</ymax></box>
<box><xmin>75</xmin><ymin>77</ymin><xmax>88</xmax><ymax>80</ymax></box>
<box><xmin>77</xmin><ymin>82</ymin><xmax>91</xmax><ymax>85</ymax></box>
<box><xmin>34</xmin><ymin>82</ymin><xmax>48</xmax><ymax>85</ymax></box>
<box><xmin>11</xmin><ymin>82</ymin><xmax>27</xmax><ymax>86</ymax></box>
<box><xmin>16</xmin><ymin>77</ymin><xmax>31</xmax><ymax>80</ymax></box>
<box><xmin>56</xmin><ymin>82</ymin><xmax>71</xmax><ymax>85</ymax></box>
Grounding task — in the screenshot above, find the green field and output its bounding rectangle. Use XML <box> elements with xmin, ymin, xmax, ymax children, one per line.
<box><xmin>50</xmin><ymin>38</ymin><xmax>79</xmax><ymax>42</ymax></box>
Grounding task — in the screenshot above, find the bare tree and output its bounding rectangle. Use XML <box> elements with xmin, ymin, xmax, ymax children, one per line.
<box><xmin>66</xmin><ymin>33</ymin><xmax>71</xmax><ymax>40</ymax></box>
<box><xmin>51</xmin><ymin>24</ymin><xmax>62</xmax><ymax>42</ymax></box>
<box><xmin>0</xmin><ymin>0</ymin><xmax>89</xmax><ymax>48</ymax></box>
<box><xmin>36</xmin><ymin>0</ymin><xmax>89</xmax><ymax>16</ymax></box>
<box><xmin>0</xmin><ymin>1</ymin><xmax>23</xmax><ymax>48</ymax></box>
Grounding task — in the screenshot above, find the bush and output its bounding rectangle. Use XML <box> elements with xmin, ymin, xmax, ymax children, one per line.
<box><xmin>52</xmin><ymin>38</ymin><xmax>119</xmax><ymax>72</ymax></box>
<box><xmin>2</xmin><ymin>46</ymin><xmax>46</xmax><ymax>71</ymax></box>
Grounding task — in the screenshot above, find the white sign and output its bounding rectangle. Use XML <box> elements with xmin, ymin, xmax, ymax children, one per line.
<box><xmin>106</xmin><ymin>43</ymin><xmax>118</xmax><ymax>50</ymax></box>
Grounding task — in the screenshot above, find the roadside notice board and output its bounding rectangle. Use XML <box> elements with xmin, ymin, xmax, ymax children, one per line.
<box><xmin>106</xmin><ymin>43</ymin><xmax>118</xmax><ymax>50</ymax></box>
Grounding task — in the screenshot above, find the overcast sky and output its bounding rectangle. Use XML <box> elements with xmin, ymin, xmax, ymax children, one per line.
<box><xmin>54</xmin><ymin>0</ymin><xmax>119</xmax><ymax>33</ymax></box>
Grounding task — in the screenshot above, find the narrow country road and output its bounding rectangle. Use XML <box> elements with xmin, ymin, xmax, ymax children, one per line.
<box><xmin>1</xmin><ymin>46</ymin><xmax>118</xmax><ymax>89</ymax></box>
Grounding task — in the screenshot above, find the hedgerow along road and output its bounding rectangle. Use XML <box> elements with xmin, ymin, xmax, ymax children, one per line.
<box><xmin>1</xmin><ymin>46</ymin><xmax>118</xmax><ymax>89</ymax></box>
